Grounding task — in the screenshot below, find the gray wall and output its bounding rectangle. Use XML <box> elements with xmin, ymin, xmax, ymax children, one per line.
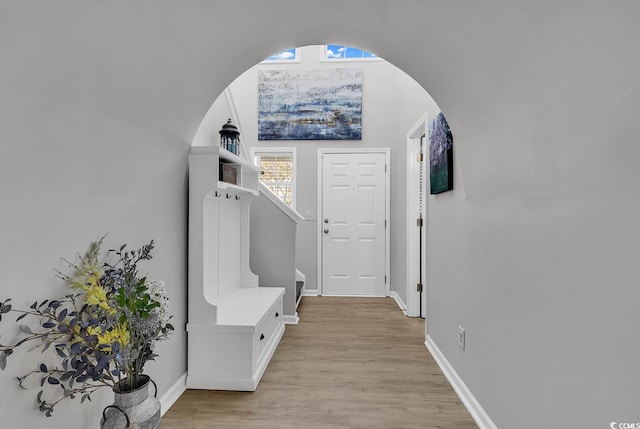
<box><xmin>0</xmin><ymin>2</ymin><xmax>191</xmax><ymax>427</ymax></box>
<box><xmin>0</xmin><ymin>2</ymin><xmax>638</xmax><ymax>428</ymax></box>
<box><xmin>200</xmin><ymin>45</ymin><xmax>435</xmax><ymax>302</ymax></box>
<box><xmin>250</xmin><ymin>188</ymin><xmax>298</xmax><ymax>317</ymax></box>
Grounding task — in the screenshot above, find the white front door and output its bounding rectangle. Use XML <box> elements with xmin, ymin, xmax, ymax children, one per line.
<box><xmin>321</xmin><ymin>152</ymin><xmax>388</xmax><ymax>296</ymax></box>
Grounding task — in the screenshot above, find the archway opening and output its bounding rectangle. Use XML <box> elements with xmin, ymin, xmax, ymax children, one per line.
<box><xmin>192</xmin><ymin>44</ymin><xmax>448</xmax><ymax>322</ymax></box>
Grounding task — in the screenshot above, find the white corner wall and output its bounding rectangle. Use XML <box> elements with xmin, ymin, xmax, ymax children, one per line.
<box><xmin>1</xmin><ymin>2</ymin><xmax>639</xmax><ymax>429</ymax></box>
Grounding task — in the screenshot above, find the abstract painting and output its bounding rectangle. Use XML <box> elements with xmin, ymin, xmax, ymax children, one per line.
<box><xmin>258</xmin><ymin>68</ymin><xmax>362</xmax><ymax>140</ymax></box>
<box><xmin>429</xmin><ymin>112</ymin><xmax>453</xmax><ymax>194</ymax></box>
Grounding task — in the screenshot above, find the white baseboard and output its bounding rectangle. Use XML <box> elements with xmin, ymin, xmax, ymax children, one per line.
<box><xmin>389</xmin><ymin>291</ymin><xmax>407</xmax><ymax>314</ymax></box>
<box><xmin>284</xmin><ymin>313</ymin><xmax>299</xmax><ymax>325</ymax></box>
<box><xmin>320</xmin><ymin>294</ymin><xmax>387</xmax><ymax>298</ymax></box>
<box><xmin>302</xmin><ymin>289</ymin><xmax>319</xmax><ymax>296</ymax></box>
<box><xmin>424</xmin><ymin>336</ymin><xmax>498</xmax><ymax>429</ymax></box>
<box><xmin>160</xmin><ymin>372</ymin><xmax>187</xmax><ymax>416</ymax></box>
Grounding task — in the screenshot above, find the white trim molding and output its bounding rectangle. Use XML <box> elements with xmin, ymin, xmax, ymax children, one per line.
<box><xmin>405</xmin><ymin>114</ymin><xmax>428</xmax><ymax>318</ymax></box>
<box><xmin>257</xmin><ymin>182</ymin><xmax>304</xmax><ymax>223</ymax></box>
<box><xmin>160</xmin><ymin>372</ymin><xmax>187</xmax><ymax>416</ymax></box>
<box><xmin>389</xmin><ymin>291</ymin><xmax>407</xmax><ymax>315</ymax></box>
<box><xmin>302</xmin><ymin>289</ymin><xmax>319</xmax><ymax>296</ymax></box>
<box><xmin>424</xmin><ymin>336</ymin><xmax>498</xmax><ymax>429</ymax></box>
<box><xmin>224</xmin><ymin>87</ymin><xmax>251</xmax><ymax>163</ymax></box>
<box><xmin>284</xmin><ymin>313</ymin><xmax>300</xmax><ymax>325</ymax></box>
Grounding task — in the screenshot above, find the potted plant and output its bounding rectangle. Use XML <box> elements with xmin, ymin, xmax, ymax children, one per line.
<box><xmin>0</xmin><ymin>237</ymin><xmax>173</xmax><ymax>427</ymax></box>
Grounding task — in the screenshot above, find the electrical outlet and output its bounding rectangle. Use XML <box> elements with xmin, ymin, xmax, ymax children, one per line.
<box><xmin>305</xmin><ymin>210</ymin><xmax>316</xmax><ymax>221</ymax></box>
<box><xmin>458</xmin><ymin>326</ymin><xmax>465</xmax><ymax>350</ymax></box>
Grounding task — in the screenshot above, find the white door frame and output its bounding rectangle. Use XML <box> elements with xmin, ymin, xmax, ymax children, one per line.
<box><xmin>317</xmin><ymin>148</ymin><xmax>391</xmax><ymax>296</ymax></box>
<box><xmin>406</xmin><ymin>115</ymin><xmax>430</xmax><ymax>323</ymax></box>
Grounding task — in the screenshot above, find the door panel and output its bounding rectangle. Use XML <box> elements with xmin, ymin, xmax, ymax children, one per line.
<box><xmin>357</xmin><ymin>186</ymin><xmax>377</xmax><ymax>224</ymax></box>
<box><xmin>357</xmin><ymin>238</ymin><xmax>376</xmax><ymax>277</ymax></box>
<box><xmin>322</xmin><ymin>152</ymin><xmax>387</xmax><ymax>296</ymax></box>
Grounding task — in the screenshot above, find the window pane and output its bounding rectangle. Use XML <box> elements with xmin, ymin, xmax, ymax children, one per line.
<box><xmin>345</xmin><ymin>46</ymin><xmax>364</xmax><ymax>58</ymax></box>
<box><xmin>326</xmin><ymin>44</ymin><xmax>377</xmax><ymax>59</ymax></box>
<box><xmin>259</xmin><ymin>156</ymin><xmax>293</xmax><ymax>182</ymax></box>
<box><xmin>326</xmin><ymin>44</ymin><xmax>347</xmax><ymax>58</ymax></box>
<box><xmin>269</xmin><ymin>185</ymin><xmax>292</xmax><ymax>206</ymax></box>
<box><xmin>256</xmin><ymin>153</ymin><xmax>294</xmax><ymax>207</ymax></box>
<box><xmin>265</xmin><ymin>48</ymin><xmax>297</xmax><ymax>61</ymax></box>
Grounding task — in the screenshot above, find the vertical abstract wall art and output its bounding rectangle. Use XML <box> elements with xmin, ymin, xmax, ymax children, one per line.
<box><xmin>429</xmin><ymin>112</ymin><xmax>453</xmax><ymax>194</ymax></box>
<box><xmin>258</xmin><ymin>68</ymin><xmax>362</xmax><ymax>140</ymax></box>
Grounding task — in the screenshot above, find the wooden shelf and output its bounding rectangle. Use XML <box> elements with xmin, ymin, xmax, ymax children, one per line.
<box><xmin>190</xmin><ymin>146</ymin><xmax>260</xmax><ymax>195</ymax></box>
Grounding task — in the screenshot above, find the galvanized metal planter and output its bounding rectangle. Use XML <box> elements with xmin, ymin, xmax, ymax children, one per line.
<box><xmin>101</xmin><ymin>375</ymin><xmax>161</xmax><ymax>429</ymax></box>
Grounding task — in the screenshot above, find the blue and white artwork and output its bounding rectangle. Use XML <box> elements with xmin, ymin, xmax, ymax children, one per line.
<box><xmin>258</xmin><ymin>68</ymin><xmax>362</xmax><ymax>140</ymax></box>
<box><xmin>429</xmin><ymin>112</ymin><xmax>453</xmax><ymax>194</ymax></box>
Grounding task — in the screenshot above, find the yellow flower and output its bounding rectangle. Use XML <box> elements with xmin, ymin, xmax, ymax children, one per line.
<box><xmin>86</xmin><ymin>271</ymin><xmax>102</xmax><ymax>288</ymax></box>
<box><xmin>97</xmin><ymin>324</ymin><xmax>130</xmax><ymax>352</ymax></box>
<box><xmin>69</xmin><ymin>267</ymin><xmax>104</xmax><ymax>290</ymax></box>
<box><xmin>87</xmin><ymin>326</ymin><xmax>103</xmax><ymax>337</ymax></box>
<box><xmin>83</xmin><ymin>284</ymin><xmax>116</xmax><ymax>314</ymax></box>
<box><xmin>71</xmin><ymin>324</ymin><xmax>103</xmax><ymax>341</ymax></box>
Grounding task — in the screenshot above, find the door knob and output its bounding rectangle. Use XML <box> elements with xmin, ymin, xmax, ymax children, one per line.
<box><xmin>324</xmin><ymin>228</ymin><xmax>329</xmax><ymax>234</ymax></box>
<box><xmin>324</xmin><ymin>219</ymin><xmax>329</xmax><ymax>223</ymax></box>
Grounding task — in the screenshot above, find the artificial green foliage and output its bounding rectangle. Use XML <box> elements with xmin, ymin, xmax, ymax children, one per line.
<box><xmin>0</xmin><ymin>238</ymin><xmax>173</xmax><ymax>417</ymax></box>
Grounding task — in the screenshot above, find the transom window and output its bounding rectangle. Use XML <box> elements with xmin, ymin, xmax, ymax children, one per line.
<box><xmin>262</xmin><ymin>48</ymin><xmax>299</xmax><ymax>63</ymax></box>
<box><xmin>252</xmin><ymin>148</ymin><xmax>297</xmax><ymax>209</ymax></box>
<box><xmin>324</xmin><ymin>44</ymin><xmax>379</xmax><ymax>60</ymax></box>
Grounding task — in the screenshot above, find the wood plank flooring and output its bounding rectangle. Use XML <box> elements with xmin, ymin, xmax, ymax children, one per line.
<box><xmin>162</xmin><ymin>297</ymin><xmax>478</xmax><ymax>429</ymax></box>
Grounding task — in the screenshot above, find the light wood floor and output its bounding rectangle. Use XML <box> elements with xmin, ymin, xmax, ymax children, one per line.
<box><xmin>162</xmin><ymin>297</ymin><xmax>477</xmax><ymax>429</ymax></box>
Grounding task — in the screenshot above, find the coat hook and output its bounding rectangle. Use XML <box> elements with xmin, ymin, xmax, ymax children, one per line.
<box><xmin>226</xmin><ymin>193</ymin><xmax>231</xmax><ymax>199</ymax></box>
<box><xmin>235</xmin><ymin>195</ymin><xmax>240</xmax><ymax>200</ymax></box>
<box><xmin>214</xmin><ymin>190</ymin><xmax>221</xmax><ymax>198</ymax></box>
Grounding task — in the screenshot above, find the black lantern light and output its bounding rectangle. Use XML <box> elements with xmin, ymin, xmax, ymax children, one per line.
<box><xmin>219</xmin><ymin>118</ymin><xmax>240</xmax><ymax>156</ymax></box>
